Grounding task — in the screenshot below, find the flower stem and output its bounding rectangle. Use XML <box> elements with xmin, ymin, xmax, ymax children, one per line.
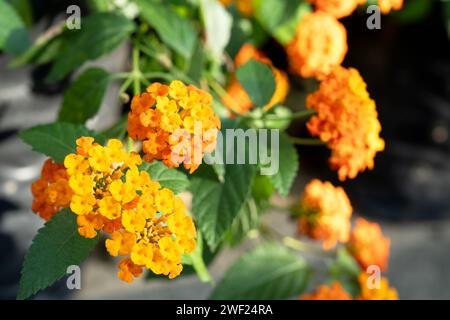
<box><xmin>263</xmin><ymin>109</ymin><xmax>316</xmax><ymax>121</ymax></box>
<box><xmin>290</xmin><ymin>137</ymin><xmax>325</xmax><ymax>146</ymax></box>
<box><xmin>132</xmin><ymin>46</ymin><xmax>141</xmax><ymax>95</ymax></box>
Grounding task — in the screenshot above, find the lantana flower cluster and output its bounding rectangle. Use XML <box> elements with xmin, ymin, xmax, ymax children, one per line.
<box><xmin>64</xmin><ymin>137</ymin><xmax>196</xmax><ymax>281</ymax></box>
<box><xmin>297</xmin><ymin>179</ymin><xmax>395</xmax><ymax>299</ymax></box>
<box><xmin>300</xmin><ymin>275</ymin><xmax>398</xmax><ymax>300</ymax></box>
<box><xmin>286</xmin><ymin>11</ymin><xmax>348</xmax><ymax>79</ymax></box>
<box><xmin>223</xmin><ymin>44</ymin><xmax>290</xmax><ymax>115</ymax></box>
<box><xmin>32</xmin><ymin>137</ymin><xmax>196</xmax><ymax>282</ymax></box>
<box><xmin>306</xmin><ymin>67</ymin><xmax>385</xmax><ymax>181</ymax></box>
<box><xmin>31</xmin><ymin>159</ymin><xmax>72</xmax><ymax>221</ymax></box>
<box><xmin>128</xmin><ymin>81</ymin><xmax>221</xmax><ymax>173</ymax></box>
<box><xmin>288</xmin><ymin>1</ymin><xmax>404</xmax><ymax>78</ymax></box>
<box><xmin>297</xmin><ymin>179</ymin><xmax>352</xmax><ymax>249</ymax></box>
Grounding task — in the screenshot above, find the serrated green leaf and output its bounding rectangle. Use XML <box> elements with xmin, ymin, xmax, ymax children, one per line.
<box><xmin>137</xmin><ymin>0</ymin><xmax>197</xmax><ymax>59</ymax></box>
<box><xmin>190</xmin><ymin>162</ymin><xmax>256</xmax><ymax>250</ymax></box>
<box><xmin>190</xmin><ymin>119</ymin><xmax>257</xmax><ymax>250</ymax></box>
<box><xmin>268</xmin><ymin>132</ymin><xmax>298</xmax><ymax>197</ymax></box>
<box><xmin>236</xmin><ymin>60</ymin><xmax>276</xmax><ymax>108</ymax></box>
<box><xmin>47</xmin><ymin>12</ymin><xmax>135</xmax><ymax>81</ymax></box>
<box><xmin>17</xmin><ymin>210</ymin><xmax>99</xmax><ymax>300</ymax></box>
<box><xmin>58</xmin><ymin>68</ymin><xmax>110</xmax><ymax>124</ymax></box>
<box><xmin>211</xmin><ymin>243</ymin><xmax>310</xmax><ymax>299</ymax></box>
<box><xmin>139</xmin><ymin>161</ymin><xmax>189</xmax><ymax>194</ymax></box>
<box><xmin>19</xmin><ymin>122</ymin><xmax>106</xmax><ymax>163</ymax></box>
<box><xmin>0</xmin><ymin>0</ymin><xmax>29</xmax><ymax>54</ymax></box>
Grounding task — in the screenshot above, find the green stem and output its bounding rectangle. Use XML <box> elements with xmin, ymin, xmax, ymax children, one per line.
<box><xmin>127</xmin><ymin>136</ymin><xmax>133</xmax><ymax>153</ymax></box>
<box><xmin>290</xmin><ymin>137</ymin><xmax>325</xmax><ymax>146</ymax></box>
<box><xmin>191</xmin><ymin>250</ymin><xmax>215</xmax><ymax>285</ymax></box>
<box><xmin>142</xmin><ymin>72</ymin><xmax>175</xmax><ymax>81</ymax></box>
<box><xmin>119</xmin><ymin>77</ymin><xmax>133</xmax><ymax>95</ymax></box>
<box><xmin>282</xmin><ymin>237</ymin><xmax>335</xmax><ymax>258</ymax></box>
<box><xmin>264</xmin><ymin>109</ymin><xmax>316</xmax><ymax>121</ymax></box>
<box><xmin>132</xmin><ymin>47</ymin><xmax>141</xmax><ymax>95</ymax></box>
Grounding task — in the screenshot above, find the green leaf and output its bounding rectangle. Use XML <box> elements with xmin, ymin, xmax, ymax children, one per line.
<box><xmin>139</xmin><ymin>161</ymin><xmax>189</xmax><ymax>194</ymax></box>
<box><xmin>19</xmin><ymin>122</ymin><xmax>106</xmax><ymax>163</ymax></box>
<box><xmin>9</xmin><ymin>0</ymin><xmax>33</xmax><ymax>26</ymax></box>
<box><xmin>328</xmin><ymin>247</ymin><xmax>361</xmax><ymax>297</ymax></box>
<box><xmin>137</xmin><ymin>0</ymin><xmax>197</xmax><ymax>59</ymax></box>
<box><xmin>0</xmin><ymin>0</ymin><xmax>29</xmax><ymax>54</ymax></box>
<box><xmin>225</xmin><ymin>197</ymin><xmax>260</xmax><ymax>246</ymax></box>
<box><xmin>253</xmin><ymin>0</ymin><xmax>311</xmax><ymax>45</ymax></box>
<box><xmin>236</xmin><ymin>60</ymin><xmax>276</xmax><ymax>108</ymax></box>
<box><xmin>190</xmin><ymin>162</ymin><xmax>256</xmax><ymax>250</ymax></box>
<box><xmin>210</xmin><ymin>243</ymin><xmax>310</xmax><ymax>299</ymax></box>
<box><xmin>58</xmin><ymin>68</ymin><xmax>110</xmax><ymax>124</ymax></box>
<box><xmin>47</xmin><ymin>12</ymin><xmax>135</xmax><ymax>81</ymax></box>
<box><xmin>187</xmin><ymin>42</ymin><xmax>205</xmax><ymax>83</ymax></box>
<box><xmin>199</xmin><ymin>0</ymin><xmax>232</xmax><ymax>62</ymax></box>
<box><xmin>17</xmin><ymin>210</ymin><xmax>99</xmax><ymax>300</ymax></box>
<box><xmin>268</xmin><ymin>132</ymin><xmax>298</xmax><ymax>197</ymax></box>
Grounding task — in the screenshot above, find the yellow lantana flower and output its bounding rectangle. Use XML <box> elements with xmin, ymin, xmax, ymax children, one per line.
<box><xmin>64</xmin><ymin>137</ymin><xmax>196</xmax><ymax>281</ymax></box>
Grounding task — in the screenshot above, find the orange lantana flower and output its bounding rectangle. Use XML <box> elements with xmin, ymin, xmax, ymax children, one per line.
<box><xmin>358</xmin><ymin>272</ymin><xmax>398</xmax><ymax>300</ymax></box>
<box><xmin>306</xmin><ymin>66</ymin><xmax>385</xmax><ymax>181</ymax></box>
<box><xmin>219</xmin><ymin>0</ymin><xmax>254</xmax><ymax>17</ymax></box>
<box><xmin>349</xmin><ymin>218</ymin><xmax>390</xmax><ymax>272</ymax></box>
<box><xmin>300</xmin><ymin>281</ymin><xmax>353</xmax><ymax>300</ymax></box>
<box><xmin>298</xmin><ymin>179</ymin><xmax>352</xmax><ymax>249</ymax></box>
<box><xmin>222</xmin><ymin>44</ymin><xmax>290</xmax><ymax>115</ymax></box>
<box><xmin>308</xmin><ymin>0</ymin><xmax>365</xmax><ymax>19</ymax></box>
<box><xmin>128</xmin><ymin>81</ymin><xmax>221</xmax><ymax>173</ymax></box>
<box><xmin>286</xmin><ymin>11</ymin><xmax>347</xmax><ymax>79</ymax></box>
<box><xmin>378</xmin><ymin>0</ymin><xmax>403</xmax><ymax>14</ymax></box>
<box><xmin>31</xmin><ymin>158</ymin><xmax>73</xmax><ymax>220</ymax></box>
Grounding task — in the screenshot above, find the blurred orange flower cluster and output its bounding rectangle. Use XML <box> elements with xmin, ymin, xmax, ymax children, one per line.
<box><xmin>31</xmin><ymin>159</ymin><xmax>72</xmax><ymax>221</ymax></box>
<box><xmin>297</xmin><ymin>179</ymin><xmax>352</xmax><ymax>249</ymax></box>
<box><xmin>288</xmin><ymin>0</ymin><xmax>403</xmax><ymax>79</ymax></box>
<box><xmin>297</xmin><ymin>179</ymin><xmax>396</xmax><ymax>299</ymax></box>
<box><xmin>286</xmin><ymin>11</ymin><xmax>347</xmax><ymax>79</ymax></box>
<box><xmin>128</xmin><ymin>81</ymin><xmax>221</xmax><ymax>173</ymax></box>
<box><xmin>219</xmin><ymin>0</ymin><xmax>254</xmax><ymax>17</ymax></box>
<box><xmin>306</xmin><ymin>67</ymin><xmax>385</xmax><ymax>180</ymax></box>
<box><xmin>222</xmin><ymin>44</ymin><xmax>290</xmax><ymax>114</ymax></box>
<box><xmin>300</xmin><ymin>275</ymin><xmax>398</xmax><ymax>300</ymax></box>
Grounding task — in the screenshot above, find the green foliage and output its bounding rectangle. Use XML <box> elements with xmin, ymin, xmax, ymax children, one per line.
<box><xmin>199</xmin><ymin>0</ymin><xmax>232</xmax><ymax>62</ymax></box>
<box><xmin>328</xmin><ymin>247</ymin><xmax>361</xmax><ymax>297</ymax></box>
<box><xmin>17</xmin><ymin>210</ymin><xmax>99</xmax><ymax>300</ymax></box>
<box><xmin>137</xmin><ymin>0</ymin><xmax>198</xmax><ymax>60</ymax></box>
<box><xmin>0</xmin><ymin>0</ymin><xmax>29</xmax><ymax>54</ymax></box>
<box><xmin>19</xmin><ymin>122</ymin><xmax>106</xmax><ymax>163</ymax></box>
<box><xmin>253</xmin><ymin>0</ymin><xmax>311</xmax><ymax>45</ymax></box>
<box><xmin>268</xmin><ymin>132</ymin><xmax>299</xmax><ymax>197</ymax></box>
<box><xmin>236</xmin><ymin>60</ymin><xmax>276</xmax><ymax>108</ymax></box>
<box><xmin>11</xmin><ymin>35</ymin><xmax>62</xmax><ymax>67</ymax></box>
<box><xmin>190</xmin><ymin>163</ymin><xmax>256</xmax><ymax>250</ymax></box>
<box><xmin>47</xmin><ymin>12</ymin><xmax>135</xmax><ymax>81</ymax></box>
<box><xmin>58</xmin><ymin>68</ymin><xmax>110</xmax><ymax>124</ymax></box>
<box><xmin>139</xmin><ymin>161</ymin><xmax>190</xmax><ymax>194</ymax></box>
<box><xmin>210</xmin><ymin>243</ymin><xmax>310</xmax><ymax>299</ymax></box>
